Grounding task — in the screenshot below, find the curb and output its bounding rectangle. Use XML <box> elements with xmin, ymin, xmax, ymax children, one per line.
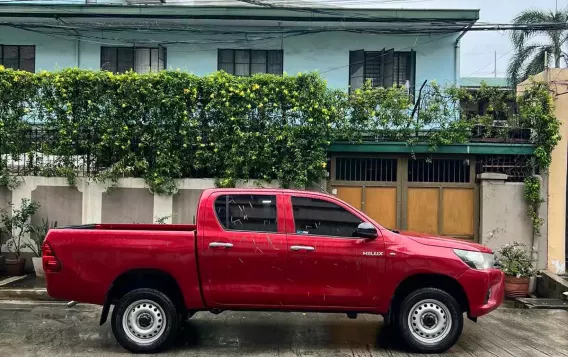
<box><xmin>0</xmin><ymin>288</ymin><xmax>56</xmax><ymax>301</ymax></box>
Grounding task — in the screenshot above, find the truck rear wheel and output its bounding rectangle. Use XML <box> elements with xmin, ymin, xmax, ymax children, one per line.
<box><xmin>397</xmin><ymin>287</ymin><xmax>463</xmax><ymax>353</ymax></box>
<box><xmin>111</xmin><ymin>288</ymin><xmax>179</xmax><ymax>353</ymax></box>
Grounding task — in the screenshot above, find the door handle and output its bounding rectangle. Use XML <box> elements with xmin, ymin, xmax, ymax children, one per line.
<box><xmin>209</xmin><ymin>242</ymin><xmax>234</xmax><ymax>248</ymax></box>
<box><xmin>290</xmin><ymin>245</ymin><xmax>315</xmax><ymax>251</ymax></box>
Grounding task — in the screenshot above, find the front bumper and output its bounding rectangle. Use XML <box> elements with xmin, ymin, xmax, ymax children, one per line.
<box><xmin>458</xmin><ymin>268</ymin><xmax>504</xmax><ymax>318</ymax></box>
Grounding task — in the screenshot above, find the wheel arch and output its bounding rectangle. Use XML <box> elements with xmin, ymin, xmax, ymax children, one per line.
<box><xmin>388</xmin><ymin>273</ymin><xmax>469</xmax><ymax>324</ymax></box>
<box><xmin>100</xmin><ymin>268</ymin><xmax>185</xmax><ymax>325</ymax></box>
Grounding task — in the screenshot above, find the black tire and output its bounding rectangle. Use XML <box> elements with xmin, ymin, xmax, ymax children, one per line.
<box><xmin>397</xmin><ymin>287</ymin><xmax>463</xmax><ymax>353</ymax></box>
<box><xmin>111</xmin><ymin>288</ymin><xmax>179</xmax><ymax>353</ymax></box>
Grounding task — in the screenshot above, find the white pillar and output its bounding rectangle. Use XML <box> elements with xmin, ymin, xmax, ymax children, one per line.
<box><xmin>77</xmin><ymin>180</ymin><xmax>107</xmax><ymax>224</ymax></box>
<box><xmin>153</xmin><ymin>194</ymin><xmax>173</xmax><ymax>223</ymax></box>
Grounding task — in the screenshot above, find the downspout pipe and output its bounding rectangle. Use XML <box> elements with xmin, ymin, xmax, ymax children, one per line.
<box><xmin>454</xmin><ymin>23</ymin><xmax>474</xmax><ymax>86</ymax></box>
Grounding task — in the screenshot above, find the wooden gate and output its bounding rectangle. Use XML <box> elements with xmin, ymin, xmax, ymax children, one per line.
<box><xmin>331</xmin><ymin>156</ymin><xmax>478</xmax><ymax>240</ymax></box>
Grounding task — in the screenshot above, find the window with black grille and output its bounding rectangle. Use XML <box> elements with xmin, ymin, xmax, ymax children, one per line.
<box><xmin>218</xmin><ymin>49</ymin><xmax>283</xmax><ymax>76</ymax></box>
<box><xmin>101</xmin><ymin>46</ymin><xmax>166</xmax><ymax>74</ymax></box>
<box><xmin>349</xmin><ymin>49</ymin><xmax>415</xmax><ymax>91</ymax></box>
<box><xmin>335</xmin><ymin>158</ymin><xmax>397</xmax><ymax>182</ymax></box>
<box><xmin>0</xmin><ymin>45</ymin><xmax>35</xmax><ymax>72</ymax></box>
<box><xmin>408</xmin><ymin>159</ymin><xmax>470</xmax><ymax>183</ymax></box>
<box><xmin>475</xmin><ymin>155</ymin><xmax>533</xmax><ymax>182</ymax></box>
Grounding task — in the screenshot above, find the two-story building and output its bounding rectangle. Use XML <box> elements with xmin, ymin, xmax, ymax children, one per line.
<box><xmin>0</xmin><ymin>1</ymin><xmax>479</xmax><ymax>91</ymax></box>
<box><xmin>1</xmin><ymin>2</ymin><xmax>550</xmax><ymax>274</ymax></box>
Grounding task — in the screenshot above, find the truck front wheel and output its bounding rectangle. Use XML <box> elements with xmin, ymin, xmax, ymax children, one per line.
<box><xmin>397</xmin><ymin>287</ymin><xmax>463</xmax><ymax>353</ymax></box>
<box><xmin>111</xmin><ymin>288</ymin><xmax>179</xmax><ymax>353</ymax></box>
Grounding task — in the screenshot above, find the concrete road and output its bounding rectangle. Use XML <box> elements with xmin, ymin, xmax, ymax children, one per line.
<box><xmin>1</xmin><ymin>301</ymin><xmax>568</xmax><ymax>357</ymax></box>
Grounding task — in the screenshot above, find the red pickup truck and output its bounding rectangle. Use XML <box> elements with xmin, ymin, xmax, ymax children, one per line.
<box><xmin>43</xmin><ymin>188</ymin><xmax>504</xmax><ymax>354</ymax></box>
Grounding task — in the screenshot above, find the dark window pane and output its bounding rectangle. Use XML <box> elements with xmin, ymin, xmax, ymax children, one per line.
<box><xmin>251</xmin><ymin>50</ymin><xmax>267</xmax><ymax>64</ymax></box>
<box><xmin>158</xmin><ymin>46</ymin><xmax>166</xmax><ymax>70</ymax></box>
<box><xmin>335</xmin><ymin>158</ymin><xmax>397</xmax><ymax>182</ymax></box>
<box><xmin>218</xmin><ymin>49</ymin><xmax>234</xmax><ymax>63</ymax></box>
<box><xmin>117</xmin><ymin>48</ymin><xmax>134</xmax><ymax>73</ymax></box>
<box><xmin>408</xmin><ymin>159</ymin><xmax>470</xmax><ymax>183</ymax></box>
<box><xmin>135</xmin><ymin>48</ymin><xmax>151</xmax><ymax>74</ymax></box>
<box><xmin>349</xmin><ymin>50</ymin><xmax>365</xmax><ymax>90</ymax></box>
<box><xmin>19</xmin><ymin>46</ymin><xmax>35</xmax><ymax>72</ymax></box>
<box><xmin>364</xmin><ymin>51</ymin><xmax>382</xmax><ymax>87</ymax></box>
<box><xmin>219</xmin><ymin>62</ymin><xmax>235</xmax><ymax>74</ymax></box>
<box><xmin>267</xmin><ymin>64</ymin><xmax>282</xmax><ymax>75</ymax></box>
<box><xmin>235</xmin><ymin>50</ymin><xmax>250</xmax><ymax>64</ymax></box>
<box><xmin>292</xmin><ymin>197</ymin><xmax>362</xmax><ymax>238</ymax></box>
<box><xmin>394</xmin><ymin>52</ymin><xmax>411</xmax><ymax>86</ymax></box>
<box><xmin>251</xmin><ymin>63</ymin><xmax>266</xmax><ymax>74</ymax></box>
<box><xmin>2</xmin><ymin>45</ymin><xmax>18</xmax><ymax>70</ymax></box>
<box><xmin>214</xmin><ymin>195</ymin><xmax>277</xmax><ymax>232</ymax></box>
<box><xmin>235</xmin><ymin>63</ymin><xmax>250</xmax><ymax>76</ymax></box>
<box><xmin>101</xmin><ymin>47</ymin><xmax>117</xmax><ymax>72</ymax></box>
<box><xmin>150</xmin><ymin>48</ymin><xmax>159</xmax><ymax>72</ymax></box>
<box><xmin>267</xmin><ymin>50</ymin><xmax>282</xmax><ymax>64</ymax></box>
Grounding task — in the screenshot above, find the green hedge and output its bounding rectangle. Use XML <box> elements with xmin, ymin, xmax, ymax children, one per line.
<box><xmin>0</xmin><ymin>67</ymin><xmax>559</xmax><ymax>201</ymax></box>
<box><xmin>0</xmin><ymin>68</ymin><xmax>348</xmax><ymax>193</ymax></box>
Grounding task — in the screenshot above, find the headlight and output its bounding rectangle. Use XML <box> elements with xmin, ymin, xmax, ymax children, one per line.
<box><xmin>454</xmin><ymin>249</ymin><xmax>494</xmax><ymax>270</ymax></box>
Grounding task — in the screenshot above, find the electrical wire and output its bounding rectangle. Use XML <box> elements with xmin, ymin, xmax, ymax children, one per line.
<box><xmin>465</xmin><ymin>48</ymin><xmax>515</xmax><ymax>77</ymax></box>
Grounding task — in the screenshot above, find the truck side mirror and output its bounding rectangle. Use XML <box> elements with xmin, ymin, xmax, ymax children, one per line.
<box><xmin>356</xmin><ymin>222</ymin><xmax>378</xmax><ymax>239</ymax></box>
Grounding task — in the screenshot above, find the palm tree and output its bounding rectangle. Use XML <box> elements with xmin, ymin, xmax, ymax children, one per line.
<box><xmin>507</xmin><ymin>8</ymin><xmax>568</xmax><ymax>86</ymax></box>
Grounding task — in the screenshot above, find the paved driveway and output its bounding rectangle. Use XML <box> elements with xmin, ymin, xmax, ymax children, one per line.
<box><xmin>0</xmin><ymin>301</ymin><xmax>567</xmax><ymax>357</ymax></box>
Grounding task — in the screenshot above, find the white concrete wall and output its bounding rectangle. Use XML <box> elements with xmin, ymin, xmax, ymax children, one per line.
<box><xmin>478</xmin><ymin>173</ymin><xmax>547</xmax><ymax>270</ymax></box>
<box><xmin>0</xmin><ymin>26</ymin><xmax>459</xmax><ymax>91</ymax></box>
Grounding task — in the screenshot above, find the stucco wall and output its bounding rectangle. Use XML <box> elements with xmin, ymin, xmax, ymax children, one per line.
<box><xmin>0</xmin><ymin>26</ymin><xmax>459</xmax><ymax>91</ymax></box>
<box><xmin>173</xmin><ymin>189</ymin><xmax>203</xmax><ymax>224</ymax></box>
<box><xmin>30</xmin><ymin>186</ymin><xmax>82</xmax><ymax>227</ymax></box>
<box><xmin>101</xmin><ymin>188</ymin><xmax>154</xmax><ymax>224</ymax></box>
<box><xmin>478</xmin><ymin>175</ymin><xmax>542</xmax><ymax>266</ymax></box>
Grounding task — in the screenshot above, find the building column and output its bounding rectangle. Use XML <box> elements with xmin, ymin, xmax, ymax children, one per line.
<box><xmin>77</xmin><ymin>180</ymin><xmax>106</xmax><ymax>224</ymax></box>
<box><xmin>519</xmin><ymin>70</ymin><xmax>567</xmax><ymax>274</ymax></box>
<box><xmin>153</xmin><ymin>194</ymin><xmax>173</xmax><ymax>224</ymax></box>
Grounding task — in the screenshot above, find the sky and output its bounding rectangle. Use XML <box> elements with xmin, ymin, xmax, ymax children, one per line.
<box><xmin>309</xmin><ymin>0</ymin><xmax>568</xmax><ymax>79</ymax></box>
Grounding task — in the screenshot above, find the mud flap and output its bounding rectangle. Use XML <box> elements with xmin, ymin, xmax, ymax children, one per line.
<box><xmin>100</xmin><ymin>301</ymin><xmax>111</xmax><ymax>325</ymax></box>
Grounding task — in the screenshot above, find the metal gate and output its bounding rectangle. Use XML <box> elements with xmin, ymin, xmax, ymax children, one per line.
<box><xmin>330</xmin><ymin>155</ymin><xmax>478</xmax><ymax>240</ymax></box>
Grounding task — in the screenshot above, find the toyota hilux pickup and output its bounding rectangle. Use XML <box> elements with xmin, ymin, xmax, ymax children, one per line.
<box><xmin>43</xmin><ymin>188</ymin><xmax>504</xmax><ymax>354</ymax></box>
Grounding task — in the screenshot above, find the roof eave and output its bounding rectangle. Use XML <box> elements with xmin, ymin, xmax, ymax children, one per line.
<box><xmin>0</xmin><ymin>4</ymin><xmax>480</xmax><ymax>23</ymax></box>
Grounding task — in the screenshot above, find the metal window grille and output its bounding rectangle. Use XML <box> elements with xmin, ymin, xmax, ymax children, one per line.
<box><xmin>0</xmin><ymin>45</ymin><xmax>35</xmax><ymax>72</ymax></box>
<box><xmin>475</xmin><ymin>155</ymin><xmax>534</xmax><ymax>182</ymax></box>
<box><xmin>350</xmin><ymin>49</ymin><xmax>415</xmax><ymax>90</ymax></box>
<box><xmin>335</xmin><ymin>158</ymin><xmax>397</xmax><ymax>182</ymax></box>
<box><xmin>218</xmin><ymin>49</ymin><xmax>283</xmax><ymax>76</ymax></box>
<box><xmin>100</xmin><ymin>46</ymin><xmax>166</xmax><ymax>73</ymax></box>
<box><xmin>408</xmin><ymin>158</ymin><xmax>470</xmax><ymax>183</ymax></box>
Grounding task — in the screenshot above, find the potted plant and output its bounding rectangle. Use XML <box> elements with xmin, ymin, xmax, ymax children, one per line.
<box><xmin>496</xmin><ymin>242</ymin><xmax>535</xmax><ymax>298</ymax></box>
<box><xmin>0</xmin><ymin>199</ymin><xmax>40</xmax><ymax>276</ymax></box>
<box><xmin>26</xmin><ymin>218</ymin><xmax>56</xmax><ymax>278</ymax></box>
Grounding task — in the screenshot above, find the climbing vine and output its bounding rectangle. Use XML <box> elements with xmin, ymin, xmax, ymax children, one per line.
<box><xmin>0</xmin><ymin>65</ymin><xmax>561</xmax><ymax>231</ymax></box>
<box><xmin>517</xmin><ymin>81</ymin><xmax>561</xmax><ymax>235</ymax></box>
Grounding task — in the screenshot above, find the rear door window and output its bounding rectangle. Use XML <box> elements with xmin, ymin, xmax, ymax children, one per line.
<box><xmin>214</xmin><ymin>194</ymin><xmax>277</xmax><ymax>232</ymax></box>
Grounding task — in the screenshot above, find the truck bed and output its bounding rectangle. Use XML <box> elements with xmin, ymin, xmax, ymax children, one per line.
<box><xmin>44</xmin><ymin>225</ymin><xmax>203</xmax><ymax>309</ymax></box>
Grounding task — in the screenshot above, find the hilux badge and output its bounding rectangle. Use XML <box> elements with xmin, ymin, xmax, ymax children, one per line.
<box><xmin>363</xmin><ymin>251</ymin><xmax>384</xmax><ymax>256</ymax></box>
